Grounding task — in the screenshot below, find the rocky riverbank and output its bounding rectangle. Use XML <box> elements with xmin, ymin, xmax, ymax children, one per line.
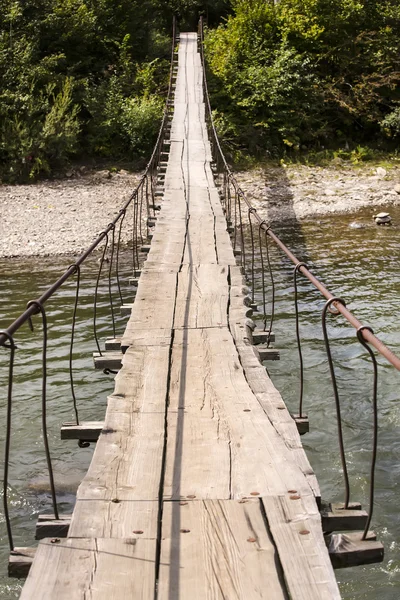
<box><xmin>235</xmin><ymin>162</ymin><xmax>400</xmax><ymax>222</ymax></box>
<box><xmin>1</xmin><ymin>163</ymin><xmax>399</xmax><ymax>258</ymax></box>
<box><xmin>0</xmin><ymin>168</ymin><xmax>142</xmax><ymax>258</ymax></box>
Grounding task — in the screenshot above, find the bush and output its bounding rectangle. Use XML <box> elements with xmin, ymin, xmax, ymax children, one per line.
<box><xmin>0</xmin><ymin>77</ymin><xmax>80</xmax><ymax>182</ymax></box>
<box><xmin>205</xmin><ymin>0</ymin><xmax>400</xmax><ymax>156</ymax></box>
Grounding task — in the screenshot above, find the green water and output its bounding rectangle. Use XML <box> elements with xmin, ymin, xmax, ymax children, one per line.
<box><xmin>0</xmin><ymin>208</ymin><xmax>399</xmax><ymax>598</ymax></box>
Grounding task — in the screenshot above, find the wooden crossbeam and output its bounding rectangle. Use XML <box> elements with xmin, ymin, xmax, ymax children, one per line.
<box><xmin>321</xmin><ymin>502</ymin><xmax>368</xmax><ymax>533</ymax></box>
<box><xmin>93</xmin><ymin>351</ymin><xmax>122</xmax><ymax>371</ymax></box>
<box><xmin>61</xmin><ymin>421</ymin><xmax>104</xmax><ymax>442</ymax></box>
<box><xmin>327</xmin><ymin>531</ymin><xmax>384</xmax><ymax>568</ymax></box>
<box><xmin>8</xmin><ymin>548</ymin><xmax>36</xmax><ymax>578</ymax></box>
<box><xmin>251</xmin><ymin>330</ymin><xmax>276</xmax><ymax>344</ymax></box>
<box><xmin>35</xmin><ymin>514</ymin><xmax>72</xmax><ymax>540</ymax></box>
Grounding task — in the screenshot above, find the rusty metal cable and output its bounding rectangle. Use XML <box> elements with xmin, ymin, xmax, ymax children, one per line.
<box><xmin>357</xmin><ymin>326</ymin><xmax>379</xmax><ymax>540</ymax></box>
<box><xmin>116</xmin><ymin>209</ymin><xmax>126</xmax><ymax>306</ymax></box>
<box><xmin>248</xmin><ymin>208</ymin><xmax>257</xmax><ymax>304</ymax></box>
<box><xmin>263</xmin><ymin>228</ymin><xmax>275</xmax><ymax>346</ymax></box>
<box><xmin>322</xmin><ymin>297</ymin><xmax>350</xmax><ymax>509</ymax></box>
<box><xmin>68</xmin><ymin>264</ymin><xmax>81</xmax><ymax>426</ymax></box>
<box><xmin>294</xmin><ymin>263</ymin><xmax>308</xmax><ymax>419</ymax></box>
<box><xmin>258</xmin><ymin>222</ymin><xmax>268</xmax><ymax>333</ymax></box>
<box><xmin>108</xmin><ymin>224</ymin><xmax>116</xmax><ymax>339</ymax></box>
<box><xmin>93</xmin><ymin>234</ymin><xmax>109</xmax><ymax>356</ymax></box>
<box><xmin>198</xmin><ymin>17</ymin><xmax>400</xmax><ymax>373</ymax></box>
<box><xmin>27</xmin><ymin>300</ymin><xmax>59</xmax><ymax>520</ymax></box>
<box><xmin>0</xmin><ymin>17</ymin><xmax>177</xmax><ymax>350</ymax></box>
<box><xmin>1</xmin><ymin>331</ymin><xmax>16</xmax><ymax>551</ymax></box>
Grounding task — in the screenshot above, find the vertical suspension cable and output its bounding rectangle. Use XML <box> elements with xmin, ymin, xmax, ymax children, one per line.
<box><xmin>69</xmin><ymin>265</ymin><xmax>81</xmax><ymax>425</ymax></box>
<box><xmin>322</xmin><ymin>297</ymin><xmax>350</xmax><ymax>509</ymax></box>
<box><xmin>258</xmin><ymin>222</ymin><xmax>268</xmax><ymax>331</ymax></box>
<box><xmin>139</xmin><ymin>180</ymin><xmax>145</xmax><ymax>245</ymax></box>
<box><xmin>237</xmin><ymin>191</ymin><xmax>246</xmax><ymax>271</ymax></box>
<box><xmin>108</xmin><ymin>224</ymin><xmax>116</xmax><ymax>339</ymax></box>
<box><xmin>294</xmin><ymin>263</ymin><xmax>308</xmax><ymax>419</ymax></box>
<box><xmin>1</xmin><ymin>331</ymin><xmax>16</xmax><ymax>551</ymax></box>
<box><xmin>132</xmin><ymin>191</ymin><xmax>140</xmax><ymax>274</ymax></box>
<box><xmin>357</xmin><ymin>326</ymin><xmax>379</xmax><ymax>540</ymax></box>
<box><xmin>248</xmin><ymin>208</ymin><xmax>256</xmax><ymax>304</ymax></box>
<box><xmin>116</xmin><ymin>209</ymin><xmax>126</xmax><ymax>305</ymax></box>
<box><xmin>93</xmin><ymin>234</ymin><xmax>109</xmax><ymax>356</ymax></box>
<box><xmin>233</xmin><ymin>185</ymin><xmax>238</xmax><ymax>249</ymax></box>
<box><xmin>264</xmin><ymin>229</ymin><xmax>275</xmax><ymax>346</ymax></box>
<box><xmin>27</xmin><ymin>300</ymin><xmax>59</xmax><ymax>520</ymax></box>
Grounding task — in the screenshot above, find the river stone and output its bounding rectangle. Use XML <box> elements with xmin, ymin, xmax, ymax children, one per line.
<box><xmin>394</xmin><ymin>184</ymin><xmax>400</xmax><ymax>194</ymax></box>
<box><xmin>376</xmin><ymin>167</ymin><xmax>387</xmax><ymax>178</ymax></box>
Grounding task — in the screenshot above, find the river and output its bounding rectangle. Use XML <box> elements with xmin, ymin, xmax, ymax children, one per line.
<box><xmin>0</xmin><ymin>206</ymin><xmax>399</xmax><ymax>598</ymax></box>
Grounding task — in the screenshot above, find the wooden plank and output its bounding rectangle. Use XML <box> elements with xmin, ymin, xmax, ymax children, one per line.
<box><xmin>166</xmin><ymin>328</ymin><xmax>317</xmax><ymax>500</ymax></box>
<box><xmin>19</xmin><ymin>538</ymin><xmax>156</xmax><ymax>599</ymax></box>
<box><xmin>262</xmin><ymin>495</ymin><xmax>341</xmax><ymax>600</ymax></box>
<box><xmin>321</xmin><ymin>502</ymin><xmax>368</xmax><ymax>533</ymax></box>
<box><xmin>163</xmin><ymin>411</ymin><xmax>231</xmax><ymax>500</ymax></box>
<box><xmin>174</xmin><ymin>264</ymin><xmax>229</xmax><ymax>329</ymax></box>
<box><xmin>35</xmin><ymin>518</ymin><xmax>71</xmax><ymax>540</ymax></box>
<box><xmin>9</xmin><ymin>548</ymin><xmax>36</xmax><ymax>578</ymax></box>
<box><xmin>69</xmin><ymin>501</ymin><xmax>158</xmax><ymax>539</ymax></box>
<box><xmin>61</xmin><ymin>421</ymin><xmax>104</xmax><ymax>441</ymax></box>
<box><xmin>228</xmin><ymin>267</ymin><xmax>321</xmax><ymax>502</ymax></box>
<box><xmin>93</xmin><ymin>351</ymin><xmax>122</xmax><ymax>371</ymax></box>
<box><xmin>327</xmin><ymin>532</ymin><xmax>384</xmax><ymax>569</ymax></box>
<box><xmin>74</xmin><ymin>344</ymin><xmax>169</xmax><ymax>506</ymax></box>
<box><xmin>158</xmin><ymin>499</ymin><xmax>288</xmax><ymax>599</ymax></box>
<box><xmin>105</xmin><ymin>337</ymin><xmax>122</xmax><ymax>350</ymax></box>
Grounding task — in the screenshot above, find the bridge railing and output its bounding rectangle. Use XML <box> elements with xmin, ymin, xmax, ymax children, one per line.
<box><xmin>198</xmin><ymin>16</ymin><xmax>399</xmax><ymax>544</ymax></box>
<box><xmin>0</xmin><ymin>18</ymin><xmax>178</xmax><ymax>555</ymax></box>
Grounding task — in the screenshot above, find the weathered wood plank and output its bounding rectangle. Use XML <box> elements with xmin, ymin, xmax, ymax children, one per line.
<box><xmin>61</xmin><ymin>421</ymin><xmax>104</xmax><ymax>442</ymax></box>
<box><xmin>9</xmin><ymin>548</ymin><xmax>36</xmax><ymax>578</ymax></box>
<box><xmin>166</xmin><ymin>328</ymin><xmax>317</xmax><ymax>501</ymax></box>
<box><xmin>174</xmin><ymin>264</ymin><xmax>229</xmax><ymax>329</ymax></box>
<box><xmin>19</xmin><ymin>538</ymin><xmax>156</xmax><ymax>599</ymax></box>
<box><xmin>158</xmin><ymin>499</ymin><xmax>288</xmax><ymax>599</ymax></box>
<box><xmin>69</xmin><ymin>501</ymin><xmax>158</xmax><ymax>539</ymax></box>
<box><xmin>262</xmin><ymin>495</ymin><xmax>341</xmax><ymax>600</ymax></box>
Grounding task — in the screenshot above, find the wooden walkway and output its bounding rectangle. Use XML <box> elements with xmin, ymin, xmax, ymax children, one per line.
<box><xmin>20</xmin><ymin>33</ymin><xmax>341</xmax><ymax>599</ymax></box>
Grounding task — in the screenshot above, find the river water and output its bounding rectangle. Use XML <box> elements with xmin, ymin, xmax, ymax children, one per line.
<box><xmin>0</xmin><ymin>207</ymin><xmax>399</xmax><ymax>598</ymax></box>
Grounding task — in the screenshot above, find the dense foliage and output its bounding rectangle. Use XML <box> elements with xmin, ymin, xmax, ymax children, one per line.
<box><xmin>2</xmin><ymin>0</ymin><xmax>398</xmax><ymax>181</ymax></box>
<box><xmin>205</xmin><ymin>0</ymin><xmax>400</xmax><ymax>158</ymax></box>
<box><xmin>0</xmin><ymin>0</ymin><xmax>230</xmax><ymax>181</ymax></box>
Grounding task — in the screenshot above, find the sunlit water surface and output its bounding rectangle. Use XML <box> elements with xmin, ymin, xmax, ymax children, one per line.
<box><xmin>0</xmin><ymin>207</ymin><xmax>399</xmax><ymax>598</ymax></box>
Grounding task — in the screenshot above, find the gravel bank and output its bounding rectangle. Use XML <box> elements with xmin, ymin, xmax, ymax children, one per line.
<box><xmin>1</xmin><ymin>163</ymin><xmax>400</xmax><ymax>258</ymax></box>
<box><xmin>235</xmin><ymin>163</ymin><xmax>400</xmax><ymax>222</ymax></box>
<box><xmin>0</xmin><ymin>169</ymin><xmax>142</xmax><ymax>258</ymax></box>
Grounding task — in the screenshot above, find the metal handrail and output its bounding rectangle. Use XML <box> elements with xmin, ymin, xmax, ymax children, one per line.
<box><xmin>0</xmin><ymin>17</ymin><xmax>178</xmax><ymax>348</ymax></box>
<box><xmin>198</xmin><ymin>16</ymin><xmax>400</xmax><ymax>372</ymax></box>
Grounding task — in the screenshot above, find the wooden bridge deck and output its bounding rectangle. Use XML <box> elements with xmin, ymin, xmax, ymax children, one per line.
<box><xmin>20</xmin><ymin>33</ymin><xmax>341</xmax><ymax>599</ymax></box>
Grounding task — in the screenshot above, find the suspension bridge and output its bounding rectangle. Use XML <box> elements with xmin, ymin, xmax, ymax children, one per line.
<box><xmin>1</xmin><ymin>20</ymin><xmax>398</xmax><ymax>598</ymax></box>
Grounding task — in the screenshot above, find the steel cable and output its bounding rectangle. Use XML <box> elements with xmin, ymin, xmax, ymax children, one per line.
<box><xmin>68</xmin><ymin>264</ymin><xmax>81</xmax><ymax>426</ymax></box>
<box><xmin>294</xmin><ymin>262</ymin><xmax>308</xmax><ymax>419</ymax></box>
<box><xmin>27</xmin><ymin>300</ymin><xmax>59</xmax><ymax>520</ymax></box>
<box><xmin>357</xmin><ymin>326</ymin><xmax>379</xmax><ymax>540</ymax></box>
<box><xmin>93</xmin><ymin>234</ymin><xmax>109</xmax><ymax>356</ymax></box>
<box><xmin>1</xmin><ymin>331</ymin><xmax>16</xmax><ymax>551</ymax></box>
<box><xmin>322</xmin><ymin>297</ymin><xmax>350</xmax><ymax>509</ymax></box>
